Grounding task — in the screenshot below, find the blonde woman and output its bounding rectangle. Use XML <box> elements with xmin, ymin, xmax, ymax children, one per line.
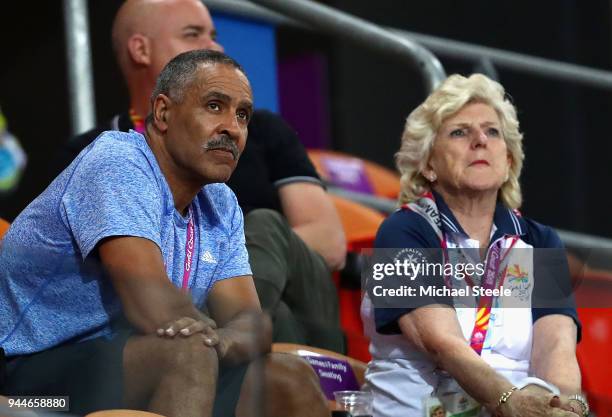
<box><xmin>361</xmin><ymin>74</ymin><xmax>586</xmax><ymax>417</ymax></box>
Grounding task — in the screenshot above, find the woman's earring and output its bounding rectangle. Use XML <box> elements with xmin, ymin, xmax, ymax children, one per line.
<box><xmin>428</xmin><ymin>172</ymin><xmax>437</xmax><ymax>182</ymax></box>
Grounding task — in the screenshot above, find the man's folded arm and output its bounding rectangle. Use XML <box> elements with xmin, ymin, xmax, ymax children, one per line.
<box><xmin>98</xmin><ymin>235</ymin><xmax>207</xmax><ymax>334</ymax></box>
<box><xmin>278</xmin><ymin>182</ymin><xmax>346</xmax><ymax>270</ymax></box>
<box><xmin>206</xmin><ymin>275</ymin><xmax>272</xmax><ymax>366</ymax></box>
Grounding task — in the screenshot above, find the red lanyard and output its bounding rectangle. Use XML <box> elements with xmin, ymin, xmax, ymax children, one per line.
<box><xmin>135</xmin><ymin>109</ymin><xmax>195</xmax><ymax>290</ymax></box>
<box><xmin>468</xmin><ymin>236</ymin><xmax>518</xmax><ymax>355</ymax></box>
<box><xmin>181</xmin><ymin>207</ymin><xmax>196</xmax><ymax>290</ymax></box>
<box><xmin>403</xmin><ymin>195</ymin><xmax>521</xmax><ymax>354</ymax></box>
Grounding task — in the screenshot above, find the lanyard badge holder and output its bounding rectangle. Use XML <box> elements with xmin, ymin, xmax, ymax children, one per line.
<box><xmin>424</xmin><ymin>237</ymin><xmax>517</xmax><ymax>417</ymax></box>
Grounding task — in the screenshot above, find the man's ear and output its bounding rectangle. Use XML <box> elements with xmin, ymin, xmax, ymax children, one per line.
<box><xmin>127</xmin><ymin>33</ymin><xmax>151</xmax><ymax>65</ymax></box>
<box><xmin>152</xmin><ymin>94</ymin><xmax>171</xmax><ymax>132</ymax></box>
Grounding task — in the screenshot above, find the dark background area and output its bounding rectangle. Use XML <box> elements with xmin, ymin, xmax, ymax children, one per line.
<box><xmin>1</xmin><ymin>0</ymin><xmax>611</xmax><ymax>237</ymax></box>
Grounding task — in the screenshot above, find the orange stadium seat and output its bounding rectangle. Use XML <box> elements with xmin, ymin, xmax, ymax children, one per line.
<box><xmin>0</xmin><ymin>218</ymin><xmax>10</xmax><ymax>239</ymax></box>
<box><xmin>331</xmin><ymin>195</ymin><xmax>385</xmax><ymax>362</ymax></box>
<box><xmin>331</xmin><ymin>195</ymin><xmax>386</xmax><ymax>252</ymax></box>
<box><xmin>308</xmin><ymin>149</ymin><xmax>401</xmax><ymax>199</ymax></box>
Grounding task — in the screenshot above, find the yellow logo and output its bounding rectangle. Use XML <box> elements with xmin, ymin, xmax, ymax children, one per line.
<box><xmin>507</xmin><ymin>264</ymin><xmax>528</xmax><ymax>282</ymax></box>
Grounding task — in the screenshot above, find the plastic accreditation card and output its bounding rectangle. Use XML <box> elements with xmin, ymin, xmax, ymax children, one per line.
<box><xmin>421</xmin><ymin>240</ymin><xmax>514</xmax><ymax>417</ymax></box>
<box><xmin>424</xmin><ymin>378</ymin><xmax>481</xmax><ymax>417</ymax></box>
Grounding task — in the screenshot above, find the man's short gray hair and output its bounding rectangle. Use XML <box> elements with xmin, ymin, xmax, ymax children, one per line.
<box><xmin>150</xmin><ymin>49</ymin><xmax>245</xmax><ymax>106</ymax></box>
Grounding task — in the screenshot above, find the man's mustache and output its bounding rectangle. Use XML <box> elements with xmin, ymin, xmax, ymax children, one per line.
<box><xmin>203</xmin><ymin>134</ymin><xmax>240</xmax><ymax>160</ymax></box>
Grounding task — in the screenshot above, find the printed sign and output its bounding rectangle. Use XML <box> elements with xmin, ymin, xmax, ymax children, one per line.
<box><xmin>302</xmin><ymin>355</ymin><xmax>360</xmax><ymax>400</ymax></box>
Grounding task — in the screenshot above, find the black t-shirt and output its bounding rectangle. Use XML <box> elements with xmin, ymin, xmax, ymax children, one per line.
<box><xmin>52</xmin><ymin>109</ymin><xmax>322</xmax><ymax>214</ymax></box>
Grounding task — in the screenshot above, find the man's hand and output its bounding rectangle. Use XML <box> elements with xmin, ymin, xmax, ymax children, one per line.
<box><xmin>206</xmin><ymin>275</ymin><xmax>271</xmax><ymax>365</ymax></box>
<box><xmin>158</xmin><ymin>312</ymin><xmax>270</xmax><ymax>363</ymax></box>
<box><xmin>212</xmin><ymin>327</ymin><xmax>236</xmax><ymax>360</ymax></box>
<box><xmin>157</xmin><ymin>316</ymin><xmax>219</xmax><ymax>346</ymax></box>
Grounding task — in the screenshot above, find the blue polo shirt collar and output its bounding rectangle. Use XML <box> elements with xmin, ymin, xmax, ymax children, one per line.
<box><xmin>431</xmin><ymin>190</ymin><xmax>526</xmax><ymax>242</ymax></box>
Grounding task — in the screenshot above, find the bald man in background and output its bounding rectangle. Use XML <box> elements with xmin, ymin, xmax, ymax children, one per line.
<box><xmin>50</xmin><ymin>0</ymin><xmax>347</xmax><ymax>353</ymax></box>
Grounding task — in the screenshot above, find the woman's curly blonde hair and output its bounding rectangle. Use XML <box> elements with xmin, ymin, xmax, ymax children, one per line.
<box><xmin>396</xmin><ymin>73</ymin><xmax>524</xmax><ymax>209</ymax></box>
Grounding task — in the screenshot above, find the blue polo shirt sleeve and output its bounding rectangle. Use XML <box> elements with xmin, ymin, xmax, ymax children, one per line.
<box><xmin>60</xmin><ymin>134</ymin><xmax>163</xmax><ymax>259</ymax></box>
<box><xmin>527</xmin><ymin>219</ymin><xmax>582</xmax><ymax>342</ymax></box>
<box><xmin>373</xmin><ymin>209</ymin><xmax>452</xmax><ymax>335</ymax></box>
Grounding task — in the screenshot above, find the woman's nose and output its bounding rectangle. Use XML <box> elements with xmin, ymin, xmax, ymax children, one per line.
<box><xmin>473</xmin><ymin>129</ymin><xmax>488</xmax><ymax>145</ymax></box>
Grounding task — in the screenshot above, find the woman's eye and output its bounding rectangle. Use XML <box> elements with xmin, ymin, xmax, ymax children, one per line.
<box><xmin>450</xmin><ymin>129</ymin><xmax>465</xmax><ymax>137</ymax></box>
<box><xmin>487</xmin><ymin>127</ymin><xmax>500</xmax><ymax>137</ymax></box>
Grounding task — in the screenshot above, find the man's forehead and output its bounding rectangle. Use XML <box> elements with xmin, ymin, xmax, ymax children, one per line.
<box><xmin>195</xmin><ymin>63</ymin><xmax>252</xmax><ymax>100</ymax></box>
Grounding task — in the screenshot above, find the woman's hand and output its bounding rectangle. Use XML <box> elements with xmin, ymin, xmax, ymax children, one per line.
<box><xmin>498</xmin><ymin>390</ymin><xmax>580</xmax><ymax>417</ymax></box>
<box><xmin>551</xmin><ymin>395</ymin><xmax>586</xmax><ymax>416</ymax></box>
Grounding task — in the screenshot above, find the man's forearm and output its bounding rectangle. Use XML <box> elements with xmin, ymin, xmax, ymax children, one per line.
<box><xmin>123</xmin><ymin>282</ymin><xmax>208</xmax><ymax>334</ymax></box>
<box><xmin>293</xmin><ymin>222</ymin><xmax>346</xmax><ymax>270</ymax></box>
<box><xmin>99</xmin><ymin>236</ymin><xmax>209</xmax><ymax>335</ymax></box>
<box><xmin>278</xmin><ymin>183</ymin><xmax>347</xmax><ymax>270</ymax></box>
<box><xmin>215</xmin><ymin>310</ymin><xmax>272</xmax><ymax>366</ymax></box>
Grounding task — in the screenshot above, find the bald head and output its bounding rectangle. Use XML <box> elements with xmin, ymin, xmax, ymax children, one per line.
<box><xmin>112</xmin><ymin>0</ymin><xmax>162</xmax><ymax>73</ymax></box>
<box><xmin>112</xmin><ymin>0</ymin><xmax>224</xmax><ymax>115</ymax></box>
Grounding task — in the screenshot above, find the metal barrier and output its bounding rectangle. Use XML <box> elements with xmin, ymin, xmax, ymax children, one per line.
<box><xmin>327</xmin><ymin>185</ymin><xmax>612</xmax><ymax>254</ymax></box>
<box><xmin>390</xmin><ymin>29</ymin><xmax>612</xmax><ymax>92</ymax></box>
<box><xmin>208</xmin><ymin>0</ymin><xmax>446</xmax><ymax>92</ymax></box>
<box><xmin>244</xmin><ymin>0</ymin><xmax>446</xmax><ymax>93</ymax></box>
<box><xmin>207</xmin><ymin>0</ymin><xmax>612</xmax><ymax>92</ymax></box>
<box><xmin>63</xmin><ymin>0</ymin><xmax>96</xmax><ymax>136</ymax></box>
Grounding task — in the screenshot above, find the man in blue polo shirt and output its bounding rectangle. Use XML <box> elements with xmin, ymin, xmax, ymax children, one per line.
<box><xmin>0</xmin><ymin>50</ymin><xmax>328</xmax><ymax>417</ymax></box>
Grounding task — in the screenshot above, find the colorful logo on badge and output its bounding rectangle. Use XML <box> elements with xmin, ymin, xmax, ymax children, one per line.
<box><xmin>506</xmin><ymin>264</ymin><xmax>531</xmax><ymax>301</ymax></box>
<box><xmin>507</xmin><ymin>264</ymin><xmax>528</xmax><ymax>282</ymax></box>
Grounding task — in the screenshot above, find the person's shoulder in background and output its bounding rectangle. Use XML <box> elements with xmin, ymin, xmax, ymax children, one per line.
<box><xmin>49</xmin><ymin>112</ymin><xmax>132</xmax><ymax>182</ymax></box>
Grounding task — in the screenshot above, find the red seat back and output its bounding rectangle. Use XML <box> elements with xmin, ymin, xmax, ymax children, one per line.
<box><xmin>330</xmin><ymin>196</ymin><xmax>384</xmax><ymax>362</ymax></box>
<box><xmin>575</xmin><ymin>270</ymin><xmax>612</xmax><ymax>417</ymax></box>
